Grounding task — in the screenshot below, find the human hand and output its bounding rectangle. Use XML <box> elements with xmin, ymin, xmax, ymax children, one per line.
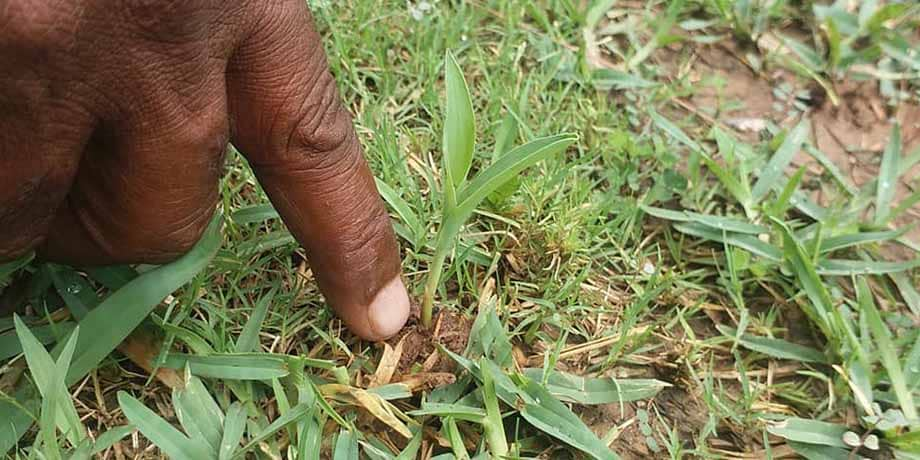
<box><xmin>0</xmin><ymin>0</ymin><xmax>410</xmax><ymax>341</ymax></box>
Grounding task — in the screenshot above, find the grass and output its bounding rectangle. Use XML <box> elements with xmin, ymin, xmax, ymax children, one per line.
<box><xmin>1</xmin><ymin>0</ymin><xmax>920</xmax><ymax>458</ymax></box>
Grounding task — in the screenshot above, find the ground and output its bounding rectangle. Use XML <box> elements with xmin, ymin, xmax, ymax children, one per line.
<box><xmin>1</xmin><ymin>1</ymin><xmax>919</xmax><ymax>459</ymax></box>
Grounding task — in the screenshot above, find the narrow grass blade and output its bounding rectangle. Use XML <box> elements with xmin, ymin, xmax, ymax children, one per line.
<box><xmin>819</xmin><ymin>227</ymin><xmax>911</xmax><ymax>254</ymax></box>
<box><xmin>234</xmin><ymin>287</ymin><xmax>275</xmax><ymax>353</ymax></box>
<box><xmin>162</xmin><ymin>353</ymin><xmax>289</xmax><ymax>380</ymax></box>
<box><xmin>219</xmin><ymin>403</ymin><xmax>247</xmax><ymax>460</ymax></box>
<box><xmin>648</xmin><ymin>109</ymin><xmax>705</xmax><ymax>153</ymax></box>
<box><xmin>480</xmin><ymin>357</ymin><xmax>509</xmax><ymax>457</ymax></box>
<box><xmin>858</xmin><ymin>278</ymin><xmax>917</xmax><ymax>422</ymax></box>
<box><xmin>443</xmin><ymin>50</ymin><xmax>476</xmax><ymax>196</ymax></box>
<box><xmin>456</xmin><ymin>134</ymin><xmax>577</xmax><ymax>219</ymax></box>
<box><xmin>875</xmin><ymin>123</ymin><xmax>901</xmax><ymax>225</ymax></box>
<box><xmin>752</xmin><ymin>119</ymin><xmax>809</xmax><ymax>204</ymax></box>
<box><xmin>779</xmin><ymin>225</ymin><xmax>838</xmax><ymax>342</ymax></box>
<box><xmin>333</xmin><ymin>430</ymin><xmax>360</xmax><ymax>460</ymax></box>
<box><xmin>521</xmin><ymin>369</ymin><xmax>670</xmax><ymax>404</ymax></box>
<box><xmin>90</xmin><ymin>426</ymin><xmax>135</xmax><ymax>454</ymax></box>
<box><xmin>767</xmin><ymin>418</ymin><xmax>848</xmax><ymax>448</ymax></box>
<box><xmin>716</xmin><ymin>325</ymin><xmax>827</xmax><ymax>363</ymax></box>
<box><xmin>816</xmin><ymin>258</ymin><xmax>920</xmax><ymax>276</ymax></box>
<box><xmin>674</xmin><ymin>223</ymin><xmax>782</xmax><ymax>261</ymax></box>
<box><xmin>62</xmin><ymin>215</ymin><xmax>222</xmax><ymax>384</ymax></box>
<box><xmin>232</xmin><ymin>204</ymin><xmax>279</xmax><ymax>224</ymax></box>
<box><xmin>173</xmin><ymin>374</ymin><xmax>224</xmax><ymax>451</ymax></box>
<box><xmin>408</xmin><ymin>403</ymin><xmax>485</xmax><ymax>423</ymax></box>
<box><xmin>235</xmin><ymin>403</ymin><xmax>310</xmax><ymax>458</ymax></box>
<box><xmin>395</xmin><ymin>429</ymin><xmax>423</xmax><ymax>460</ymax></box>
<box><xmin>517</xmin><ymin>377</ymin><xmax>620</xmax><ymax>460</ymax></box>
<box><xmin>891</xmin><ymin>272</ymin><xmax>920</xmax><ymax>316</ymax></box>
<box><xmin>375</xmin><ymin>178</ymin><xmax>422</xmax><ymax>243</ymax></box>
<box><xmin>117</xmin><ymin>391</ymin><xmax>212</xmax><ymax>459</ymax></box>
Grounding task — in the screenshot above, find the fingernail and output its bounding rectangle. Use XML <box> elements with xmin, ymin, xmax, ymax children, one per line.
<box><xmin>367</xmin><ymin>277</ymin><xmax>411</xmax><ymax>340</ymax></box>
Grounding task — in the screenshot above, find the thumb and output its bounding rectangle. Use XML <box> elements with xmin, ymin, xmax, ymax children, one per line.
<box><xmin>227</xmin><ymin>1</ymin><xmax>409</xmax><ymax>341</ymax></box>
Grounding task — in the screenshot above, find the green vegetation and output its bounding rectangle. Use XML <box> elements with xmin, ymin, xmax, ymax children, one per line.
<box><xmin>1</xmin><ymin>0</ymin><xmax>919</xmax><ymax>458</ymax></box>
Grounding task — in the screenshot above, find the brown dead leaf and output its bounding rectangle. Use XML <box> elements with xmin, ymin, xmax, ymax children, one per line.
<box><xmin>320</xmin><ymin>384</ymin><xmax>414</xmax><ymax>439</ymax></box>
<box><xmin>369</xmin><ymin>336</ymin><xmax>404</xmax><ymax>388</ymax></box>
<box><xmin>396</xmin><ymin>372</ymin><xmax>456</xmax><ymax>393</ymax></box>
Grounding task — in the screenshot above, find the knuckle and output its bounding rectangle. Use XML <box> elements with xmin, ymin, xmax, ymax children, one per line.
<box><xmin>104</xmin><ymin>211</ymin><xmax>212</xmax><ymax>263</ymax></box>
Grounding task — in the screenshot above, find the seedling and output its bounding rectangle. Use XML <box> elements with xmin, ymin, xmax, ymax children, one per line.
<box><xmin>420</xmin><ymin>51</ymin><xmax>577</xmax><ymax>327</ymax></box>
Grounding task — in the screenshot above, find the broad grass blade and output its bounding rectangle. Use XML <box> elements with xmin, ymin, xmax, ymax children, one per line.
<box><xmin>117</xmin><ymin>391</ymin><xmax>212</xmax><ymax>459</ymax></box>
<box><xmin>521</xmin><ymin>369</ymin><xmax>669</xmax><ymax>404</ymax></box>
<box><xmin>716</xmin><ymin>325</ymin><xmax>827</xmax><ymax>363</ymax></box>
<box><xmin>219</xmin><ymin>402</ymin><xmax>247</xmax><ymax>460</ymax></box>
<box><xmin>162</xmin><ymin>353</ymin><xmax>289</xmax><ymax>380</ymax></box>
<box><xmin>767</xmin><ymin>418</ymin><xmax>848</xmax><ymax>448</ymax></box>
<box><xmin>443</xmin><ymin>50</ymin><xmax>476</xmax><ymax>197</ymax></box>
<box><xmin>62</xmin><ymin>215</ymin><xmax>222</xmax><ymax>384</ymax></box>
<box><xmin>333</xmin><ymin>430</ymin><xmax>360</xmax><ymax>460</ymax></box>
<box><xmin>173</xmin><ymin>374</ymin><xmax>224</xmax><ymax>451</ymax></box>
<box><xmin>517</xmin><ymin>377</ymin><xmax>620</xmax><ymax>460</ymax></box>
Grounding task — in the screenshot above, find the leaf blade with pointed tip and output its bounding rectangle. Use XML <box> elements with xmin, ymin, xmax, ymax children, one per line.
<box><xmin>876</xmin><ymin>123</ymin><xmax>901</xmax><ymax>225</ymax></box>
<box><xmin>443</xmin><ymin>50</ymin><xmax>476</xmax><ymax>198</ymax></box>
<box><xmin>752</xmin><ymin>119</ymin><xmax>809</xmax><ymax>203</ymax></box>
<box><xmin>117</xmin><ymin>391</ymin><xmax>212</xmax><ymax>459</ymax></box>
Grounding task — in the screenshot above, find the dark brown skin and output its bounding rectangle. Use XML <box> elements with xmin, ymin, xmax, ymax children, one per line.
<box><xmin>0</xmin><ymin>0</ymin><xmax>411</xmax><ymax>341</ymax></box>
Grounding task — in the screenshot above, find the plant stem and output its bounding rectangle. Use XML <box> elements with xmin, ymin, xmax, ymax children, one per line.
<box><xmin>421</xmin><ymin>250</ymin><xmax>447</xmax><ymax>328</ymax></box>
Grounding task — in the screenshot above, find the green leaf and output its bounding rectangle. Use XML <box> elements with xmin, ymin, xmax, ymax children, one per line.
<box><xmin>858</xmin><ymin>278</ymin><xmax>917</xmax><ymax>423</ymax></box>
<box><xmin>61</xmin><ymin>214</ymin><xmax>222</xmax><ymax>384</ymax></box>
<box><xmin>465</xmin><ymin>299</ymin><xmax>514</xmax><ymax>368</ymax></box>
<box><xmin>333</xmin><ymin>430</ymin><xmax>360</xmax><ymax>460</ymax></box>
<box><xmin>161</xmin><ymin>353</ymin><xmax>290</xmax><ymax>380</ymax></box>
<box><xmin>455</xmin><ymin>134</ymin><xmax>576</xmax><ymax>220</ymax></box>
<box><xmin>890</xmin><ymin>430</ymin><xmax>920</xmax><ymax>452</ymax></box>
<box><xmin>521</xmin><ymin>369</ymin><xmax>670</xmax><ymax>404</ymax></box>
<box><xmin>716</xmin><ymin>325</ymin><xmax>827</xmax><ymax>363</ymax></box>
<box><xmin>517</xmin><ymin>377</ymin><xmax>620</xmax><ymax>460</ymax></box>
<box><xmin>375</xmin><ymin>178</ymin><xmax>422</xmax><ymax>244</ymax></box>
<box><xmin>820</xmin><ymin>227</ymin><xmax>911</xmax><ymax>254</ymax></box>
<box><xmin>234</xmin><ymin>287</ymin><xmax>275</xmax><ymax>353</ymax></box>
<box><xmin>0</xmin><ymin>252</ymin><xmax>33</xmax><ymax>287</ymax></box>
<box><xmin>788</xmin><ymin>441</ymin><xmax>851</xmax><ymax>460</ymax></box>
<box><xmin>443</xmin><ymin>50</ymin><xmax>476</xmax><ymax>198</ymax></box>
<box><xmin>219</xmin><ymin>403</ymin><xmax>247</xmax><ymax>460</ymax></box>
<box><xmin>674</xmin><ymin>223</ymin><xmax>782</xmax><ymax>261</ymax></box>
<box><xmin>0</xmin><ymin>322</ymin><xmax>76</xmax><ymax>361</ymax></box>
<box><xmin>586</xmin><ymin>0</ymin><xmax>617</xmax><ymax>28</ymax></box>
<box><xmin>816</xmin><ymin>258</ymin><xmax>920</xmax><ymax>276</ymax></box>
<box><xmin>90</xmin><ymin>426</ymin><xmax>135</xmax><ymax>454</ymax></box>
<box><xmin>648</xmin><ymin>109</ymin><xmax>705</xmax><ymax>153</ymax></box>
<box><xmin>766</xmin><ymin>418</ymin><xmax>848</xmax><ymax>448</ymax></box>
<box><xmin>408</xmin><ymin>403</ymin><xmax>485</xmax><ymax>423</ymax></box>
<box><xmin>891</xmin><ymin>272</ymin><xmax>920</xmax><ymax>316</ymax></box>
<box><xmin>395</xmin><ymin>429</ymin><xmax>423</xmax><ymax>460</ymax></box>
<box><xmin>235</xmin><ymin>403</ymin><xmax>311</xmax><ymax>458</ymax></box>
<box><xmin>173</xmin><ymin>374</ymin><xmax>224</xmax><ymax>451</ymax></box>
<box><xmin>14</xmin><ymin>316</ymin><xmax>86</xmax><ymax>446</ymax></box>
<box><xmin>480</xmin><ymin>357</ymin><xmax>509</xmax><ymax>457</ymax></box>
<box><xmin>876</xmin><ymin>123</ymin><xmax>901</xmax><ymax>225</ymax></box>
<box><xmin>117</xmin><ymin>391</ymin><xmax>212</xmax><ymax>459</ymax></box>
<box><xmin>779</xmin><ymin>224</ymin><xmax>838</xmax><ymax>342</ymax></box>
<box><xmin>232</xmin><ymin>204</ymin><xmax>279</xmax><ymax>224</ymax></box>
<box><xmin>752</xmin><ymin>119</ymin><xmax>809</xmax><ymax>204</ymax></box>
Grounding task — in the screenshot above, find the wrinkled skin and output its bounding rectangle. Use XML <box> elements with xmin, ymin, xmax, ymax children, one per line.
<box><xmin>0</xmin><ymin>0</ymin><xmax>410</xmax><ymax>341</ymax></box>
